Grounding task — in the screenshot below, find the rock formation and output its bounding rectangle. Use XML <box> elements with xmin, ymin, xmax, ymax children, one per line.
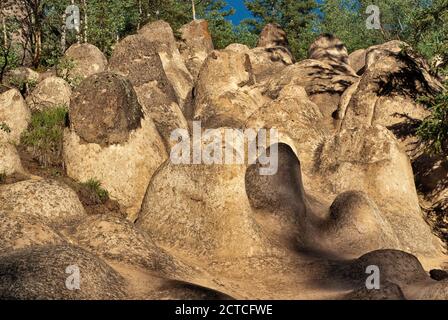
<box><xmin>0</xmin><ymin>22</ymin><xmax>447</xmax><ymax>301</ymax></box>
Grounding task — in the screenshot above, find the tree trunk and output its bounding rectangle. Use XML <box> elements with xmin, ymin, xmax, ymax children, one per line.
<box><xmin>192</xmin><ymin>0</ymin><xmax>196</xmax><ymax>20</ymax></box>
<box><xmin>82</xmin><ymin>0</ymin><xmax>88</xmax><ymax>43</ymax></box>
<box><xmin>137</xmin><ymin>0</ymin><xmax>142</xmax><ymax>30</ymax></box>
<box><xmin>61</xmin><ymin>11</ymin><xmax>67</xmax><ymax>52</ymax></box>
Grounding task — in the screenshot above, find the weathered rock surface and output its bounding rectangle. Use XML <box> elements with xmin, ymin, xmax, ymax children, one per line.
<box><xmin>313</xmin><ymin>125</ymin><xmax>443</xmax><ymax>258</ymax></box>
<box><xmin>349</xmin><ymin>49</ymin><xmax>367</xmax><ymax>75</ymax></box>
<box><xmin>0</xmin><ymin>141</ymin><xmax>24</xmax><ymax>175</ymax></box>
<box><xmin>64</xmin><ymin>72</ymin><xmax>167</xmax><ymax>221</ymax></box>
<box><xmin>1</xmin><ymin>22</ymin><xmax>448</xmax><ymax>300</ymax></box>
<box><xmin>0</xmin><ymin>88</ymin><xmax>30</xmax><ymax>144</ymax></box>
<box><xmin>63</xmin><ymin>43</ymin><xmax>108</xmax><ymax>82</ymax></box>
<box><xmin>0</xmin><ymin>245</ymin><xmax>127</xmax><ymax>299</ymax></box>
<box><xmin>0</xmin><ymin>210</ymin><xmax>66</xmax><ymax>253</ymax></box>
<box><xmin>4</xmin><ymin>67</ymin><xmax>39</xmax><ymax>88</ymax></box>
<box><xmin>0</xmin><ymin>179</ymin><xmax>86</xmax><ymax>227</ymax></box>
<box><xmin>134</xmin><ymin>83</ymin><xmax>188</xmax><ymax>151</ymax></box>
<box><xmin>263</xmin><ymin>59</ymin><xmax>359</xmax><ymax>129</ymax></box>
<box><xmin>194</xmin><ymin>47</ymin><xmax>265</xmax><ymax>128</ymax></box>
<box><xmin>69</xmin><ymin>72</ymin><xmax>143</xmax><ymax>147</ymax></box>
<box><xmin>109</xmin><ymin>34</ymin><xmax>177</xmax><ymax>100</ymax></box>
<box><xmin>138</xmin><ymin>20</ymin><xmax>193</xmax><ymax>109</ymax></box>
<box><xmin>178</xmin><ymin>19</ymin><xmax>214</xmax><ymax>78</ymax></box>
<box><xmin>26</xmin><ymin>76</ymin><xmax>72</xmax><ymax>111</ymax></box>
<box><xmin>226</xmin><ymin>43</ymin><xmax>294</xmax><ymax>84</ymax></box>
<box><xmin>257</xmin><ymin>23</ymin><xmax>289</xmax><ymax>49</ymax></box>
<box><xmin>137</xmin><ymin>130</ymin><xmax>275</xmax><ymax>260</ymax></box>
<box><xmin>309</xmin><ymin>34</ymin><xmax>350</xmax><ymax>65</ymax></box>
<box><xmin>71</xmin><ymin>215</ymin><xmax>181</xmax><ymax>273</ymax></box>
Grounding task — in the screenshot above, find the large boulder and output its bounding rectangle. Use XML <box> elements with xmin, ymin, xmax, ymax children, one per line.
<box><xmin>109</xmin><ymin>34</ymin><xmax>177</xmax><ymax>99</ymax></box>
<box><xmin>0</xmin><ymin>141</ymin><xmax>24</xmax><ymax>176</ymax></box>
<box><xmin>339</xmin><ymin>41</ymin><xmax>443</xmax><ymax>155</ymax></box>
<box><xmin>0</xmin><ymin>179</ymin><xmax>87</xmax><ymax>227</ymax></box>
<box><xmin>0</xmin><ymin>88</ymin><xmax>31</xmax><ymax>144</ymax></box>
<box><xmin>26</xmin><ymin>76</ymin><xmax>72</xmax><ymax>111</ymax></box>
<box><xmin>4</xmin><ymin>67</ymin><xmax>39</xmax><ymax>90</ymax></box>
<box><xmin>313</xmin><ymin>125</ymin><xmax>444</xmax><ymax>259</ymax></box>
<box><xmin>194</xmin><ymin>48</ymin><xmax>266</xmax><ymax>128</ymax></box>
<box><xmin>64</xmin><ymin>72</ymin><xmax>167</xmax><ymax>221</ymax></box>
<box><xmin>246</xmin><ymin>84</ymin><xmax>326</xmax><ymax>170</ymax></box>
<box><xmin>138</xmin><ymin>20</ymin><xmax>193</xmax><ymax>109</ymax></box>
<box><xmin>0</xmin><ymin>210</ymin><xmax>66</xmax><ymax>254</ymax></box>
<box><xmin>134</xmin><ymin>83</ymin><xmax>189</xmax><ymax>151</ymax></box>
<box><xmin>0</xmin><ymin>245</ymin><xmax>127</xmax><ymax>299</ymax></box>
<box><xmin>137</xmin><ymin>129</ymin><xmax>274</xmax><ymax>260</ymax></box>
<box><xmin>349</xmin><ymin>49</ymin><xmax>367</xmax><ymax>75</ymax></box>
<box><xmin>63</xmin><ymin>43</ymin><xmax>108</xmax><ymax>82</ymax></box>
<box><xmin>226</xmin><ymin>43</ymin><xmax>294</xmax><ymax>84</ymax></box>
<box><xmin>316</xmin><ymin>191</ymin><xmax>401</xmax><ymax>257</ymax></box>
<box><xmin>309</xmin><ymin>34</ymin><xmax>350</xmax><ymax>65</ymax></box>
<box><xmin>178</xmin><ymin>19</ymin><xmax>214</xmax><ymax>78</ymax></box>
<box><xmin>71</xmin><ymin>215</ymin><xmax>185</xmax><ymax>276</ymax></box>
<box><xmin>257</xmin><ymin>23</ymin><xmax>289</xmax><ymax>49</ymax></box>
<box><xmin>69</xmin><ymin>72</ymin><xmax>143</xmax><ymax>147</ymax></box>
<box><xmin>263</xmin><ymin>59</ymin><xmax>359</xmax><ymax>130</ymax></box>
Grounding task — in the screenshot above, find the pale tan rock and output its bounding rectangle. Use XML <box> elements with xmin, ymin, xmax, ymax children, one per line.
<box><xmin>0</xmin><ymin>141</ymin><xmax>24</xmax><ymax>175</ymax></box>
<box><xmin>226</xmin><ymin>43</ymin><xmax>294</xmax><ymax>84</ymax></box>
<box><xmin>26</xmin><ymin>76</ymin><xmax>72</xmax><ymax>111</ymax></box>
<box><xmin>63</xmin><ymin>43</ymin><xmax>108</xmax><ymax>81</ymax></box>
<box><xmin>257</xmin><ymin>23</ymin><xmax>289</xmax><ymax>49</ymax></box>
<box><xmin>264</xmin><ymin>59</ymin><xmax>358</xmax><ymax>127</ymax></box>
<box><xmin>348</xmin><ymin>48</ymin><xmax>367</xmax><ymax>74</ymax></box>
<box><xmin>0</xmin><ymin>210</ymin><xmax>65</xmax><ymax>253</ymax></box>
<box><xmin>309</xmin><ymin>34</ymin><xmax>350</xmax><ymax>65</ymax></box>
<box><xmin>137</xmin><ymin>129</ymin><xmax>275</xmax><ymax>260</ymax></box>
<box><xmin>0</xmin><ymin>179</ymin><xmax>86</xmax><ymax>227</ymax></box>
<box><xmin>313</xmin><ymin>125</ymin><xmax>444</xmax><ymax>258</ymax></box>
<box><xmin>64</xmin><ymin>115</ymin><xmax>167</xmax><ymax>222</ymax></box>
<box><xmin>0</xmin><ymin>88</ymin><xmax>31</xmax><ymax>144</ymax></box>
<box><xmin>138</xmin><ymin>20</ymin><xmax>193</xmax><ymax>109</ymax></box>
<box><xmin>134</xmin><ymin>83</ymin><xmax>189</xmax><ymax>151</ymax></box>
<box><xmin>178</xmin><ymin>19</ymin><xmax>214</xmax><ymax>78</ymax></box>
<box><xmin>194</xmin><ymin>48</ymin><xmax>266</xmax><ymax>128</ymax></box>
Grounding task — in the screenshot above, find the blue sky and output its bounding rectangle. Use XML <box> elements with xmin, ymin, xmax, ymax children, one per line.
<box><xmin>224</xmin><ymin>0</ymin><xmax>323</xmax><ymax>25</ymax></box>
<box><xmin>225</xmin><ymin>0</ymin><xmax>253</xmax><ymax>24</ymax></box>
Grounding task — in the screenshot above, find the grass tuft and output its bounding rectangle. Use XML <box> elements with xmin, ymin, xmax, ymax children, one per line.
<box><xmin>20</xmin><ymin>106</ymin><xmax>68</xmax><ymax>167</ymax></box>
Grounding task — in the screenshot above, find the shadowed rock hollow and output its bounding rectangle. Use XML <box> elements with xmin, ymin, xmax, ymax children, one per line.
<box><xmin>0</xmin><ymin>20</ymin><xmax>447</xmax><ymax>300</ymax></box>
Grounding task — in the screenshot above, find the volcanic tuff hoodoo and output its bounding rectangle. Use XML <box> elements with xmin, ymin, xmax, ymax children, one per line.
<box><xmin>0</xmin><ymin>20</ymin><xmax>447</xmax><ymax>300</ymax></box>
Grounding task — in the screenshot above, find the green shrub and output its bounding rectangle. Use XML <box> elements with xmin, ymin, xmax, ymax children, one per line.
<box><xmin>0</xmin><ymin>172</ymin><xmax>5</xmax><ymax>184</ymax></box>
<box><xmin>20</xmin><ymin>106</ymin><xmax>68</xmax><ymax>167</ymax></box>
<box><xmin>80</xmin><ymin>179</ymin><xmax>109</xmax><ymax>203</ymax></box>
<box><xmin>417</xmin><ymin>85</ymin><xmax>448</xmax><ymax>154</ymax></box>
<box><xmin>0</xmin><ymin>122</ymin><xmax>11</xmax><ymax>134</ymax></box>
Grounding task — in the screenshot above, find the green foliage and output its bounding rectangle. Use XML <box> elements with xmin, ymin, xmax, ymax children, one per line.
<box><xmin>55</xmin><ymin>56</ymin><xmax>82</xmax><ymax>88</ymax></box>
<box><xmin>244</xmin><ymin>0</ymin><xmax>318</xmax><ymax>59</ymax></box>
<box><xmin>0</xmin><ymin>172</ymin><xmax>5</xmax><ymax>184</ymax></box>
<box><xmin>318</xmin><ymin>0</ymin><xmax>448</xmax><ymax>61</ymax></box>
<box><xmin>20</xmin><ymin>106</ymin><xmax>68</xmax><ymax>167</ymax></box>
<box><xmin>0</xmin><ymin>122</ymin><xmax>11</xmax><ymax>134</ymax></box>
<box><xmin>417</xmin><ymin>86</ymin><xmax>448</xmax><ymax>154</ymax></box>
<box><xmin>80</xmin><ymin>178</ymin><xmax>109</xmax><ymax>203</ymax></box>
